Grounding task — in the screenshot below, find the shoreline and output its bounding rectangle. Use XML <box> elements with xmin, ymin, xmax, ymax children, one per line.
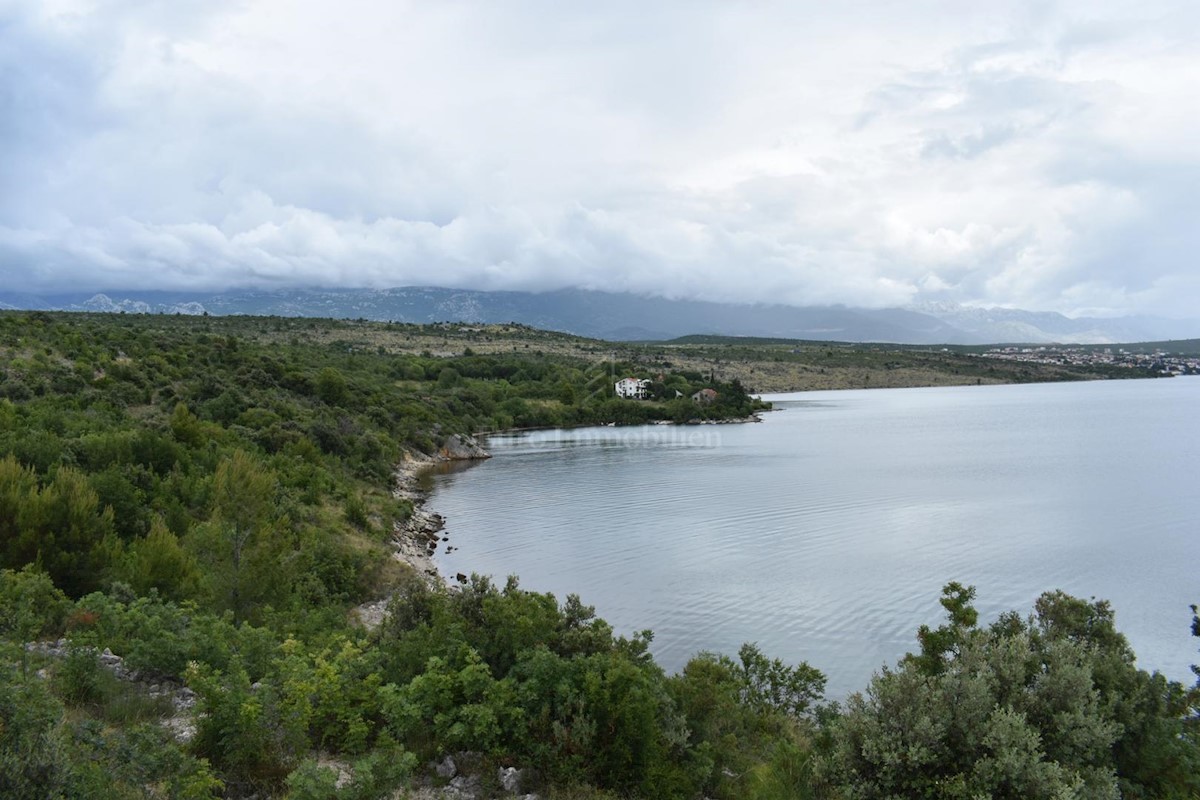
<box><xmin>353</xmin><ymin>435</ymin><xmax>490</xmax><ymax>628</ymax></box>
<box><xmin>355</xmin><ymin>414</ymin><xmax>764</xmax><ymax>627</ymax></box>
<box><xmin>389</xmin><ymin>432</ymin><xmax>494</xmax><ymax>582</ymax></box>
<box><xmin>362</xmin><ymin>375</ymin><xmax>1163</xmax><ymax>625</ymax></box>
<box><xmin>389</xmin><ymin>452</ymin><xmax>454</xmax><ymax>586</ymax></box>
<box><xmin>367</xmin><ymin>375</ymin><xmax>1157</xmax><ymax>615</ymax></box>
<box><xmin>754</xmin><ymin>371</ymin><xmax>1181</xmax><ymax>399</ymax></box>
<box><xmin>378</xmin><ymin>379</ymin><xmax>1199</xmax><ymax>696</ymax></box>
<box><xmin>475</xmin><ymin>413</ymin><xmax>764</xmax><ymax>439</ymax></box>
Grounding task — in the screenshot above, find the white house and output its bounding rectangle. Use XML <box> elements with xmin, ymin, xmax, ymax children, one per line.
<box><xmin>615</xmin><ymin>377</ymin><xmax>650</xmax><ymax>399</ymax></box>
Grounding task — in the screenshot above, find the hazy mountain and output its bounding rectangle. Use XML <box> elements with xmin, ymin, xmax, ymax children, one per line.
<box><xmin>80</xmin><ymin>294</ymin><xmax>154</xmax><ymax>315</ymax></box>
<box><xmin>907</xmin><ymin>301</ymin><xmax>1199</xmax><ymax>345</ymax></box>
<box><xmin>2</xmin><ymin>287</ymin><xmax>1196</xmax><ymax>345</ymax></box>
<box><xmin>0</xmin><ymin>287</ymin><xmax>968</xmax><ymax>343</ymax></box>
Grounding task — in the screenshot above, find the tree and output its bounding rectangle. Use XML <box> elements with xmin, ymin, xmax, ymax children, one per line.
<box><xmin>823</xmin><ymin>586</ymin><xmax>1200</xmax><ymax>800</ymax></box>
<box><xmin>187</xmin><ymin>659</ymin><xmax>300</xmax><ymax>795</ymax></box>
<box><xmin>0</xmin><ymin>456</ymin><xmax>38</xmax><ymax>564</ymax></box>
<box><xmin>118</xmin><ymin>518</ymin><xmax>202</xmax><ymax>600</ymax></box>
<box><xmin>381</xmin><ymin>645</ymin><xmax>520</xmax><ymax>756</ymax></box>
<box><xmin>736</xmin><ymin>642</ymin><xmax>826</xmax><ymax>719</ymax></box>
<box><xmin>0</xmin><ymin>567</ymin><xmax>71</xmax><ymax>678</ymax></box>
<box><xmin>0</xmin><ymin>458</ymin><xmax>118</xmax><ymax>597</ymax></box>
<box><xmin>671</xmin><ymin>646</ymin><xmax>824</xmax><ymax>798</ymax></box>
<box><xmin>315</xmin><ymin>367</ymin><xmax>349</xmax><ymax>406</ymax></box>
<box><xmin>209</xmin><ymin>451</ymin><xmax>275</xmax><ymax>621</ymax></box>
<box><xmin>906</xmin><ymin>580</ymin><xmax>978</xmax><ymax>676</ymax></box>
<box><xmin>558</xmin><ymin>381</ymin><xmax>577</xmax><ymax>406</ymax></box>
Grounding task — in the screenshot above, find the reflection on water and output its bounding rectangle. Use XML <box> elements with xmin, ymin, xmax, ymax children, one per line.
<box><xmin>411</xmin><ymin>458</ymin><xmax>486</xmax><ymax>493</ymax></box>
<box><xmin>431</xmin><ymin>378</ymin><xmax>1200</xmax><ymax>698</ymax></box>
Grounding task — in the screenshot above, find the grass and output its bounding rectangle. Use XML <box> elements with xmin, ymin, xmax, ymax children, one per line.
<box><xmin>53</xmin><ymin>647</ymin><xmax>176</xmax><ymax>725</ymax></box>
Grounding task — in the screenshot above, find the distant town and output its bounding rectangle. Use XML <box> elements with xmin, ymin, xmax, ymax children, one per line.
<box><xmin>978</xmin><ymin>346</ymin><xmax>1200</xmax><ymax>376</ymax></box>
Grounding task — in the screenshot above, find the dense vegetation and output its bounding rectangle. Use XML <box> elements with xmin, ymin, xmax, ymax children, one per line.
<box><xmin>1</xmin><ymin>311</ymin><xmax>1197</xmax><ymax>799</ymax></box>
<box><xmin>0</xmin><ymin>312</ymin><xmax>764</xmax><ymax>610</ymax></box>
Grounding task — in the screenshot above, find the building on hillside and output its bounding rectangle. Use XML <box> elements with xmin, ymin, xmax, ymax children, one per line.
<box><xmin>615</xmin><ymin>377</ymin><xmax>651</xmax><ymax>399</ymax></box>
<box><xmin>691</xmin><ymin>388</ymin><xmax>719</xmax><ymax>405</ymax></box>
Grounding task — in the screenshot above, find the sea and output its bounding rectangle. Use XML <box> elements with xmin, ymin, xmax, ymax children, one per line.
<box><xmin>431</xmin><ymin>377</ymin><xmax>1200</xmax><ymax>698</ymax></box>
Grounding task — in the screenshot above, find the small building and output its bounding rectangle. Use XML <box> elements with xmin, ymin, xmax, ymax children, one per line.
<box><xmin>615</xmin><ymin>377</ymin><xmax>650</xmax><ymax>399</ymax></box>
<box><xmin>692</xmin><ymin>388</ymin><xmax>718</xmax><ymax>405</ymax></box>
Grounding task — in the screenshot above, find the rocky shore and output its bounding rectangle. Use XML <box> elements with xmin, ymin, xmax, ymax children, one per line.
<box><xmin>683</xmin><ymin>413</ymin><xmax>764</xmax><ymax>424</ymax></box>
<box><xmin>353</xmin><ymin>416</ymin><xmax>759</xmax><ymax>629</ymax></box>
<box><xmin>354</xmin><ymin>434</ymin><xmax>490</xmax><ymax>628</ymax></box>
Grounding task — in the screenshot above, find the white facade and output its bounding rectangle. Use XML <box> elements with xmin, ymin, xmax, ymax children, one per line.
<box><xmin>615</xmin><ymin>377</ymin><xmax>650</xmax><ymax>399</ymax></box>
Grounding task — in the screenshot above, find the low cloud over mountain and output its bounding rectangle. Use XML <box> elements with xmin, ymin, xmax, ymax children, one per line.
<box><xmin>5</xmin><ymin>287</ymin><xmax>1194</xmax><ymax>345</ymax></box>
<box><xmin>3</xmin><ymin>2</ymin><xmax>1200</xmax><ymax>319</ymax></box>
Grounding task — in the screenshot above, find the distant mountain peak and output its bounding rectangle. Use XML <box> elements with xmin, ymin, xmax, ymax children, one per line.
<box><xmin>1</xmin><ymin>286</ymin><xmax>1195</xmax><ymax>344</ymax></box>
<box><xmin>84</xmin><ymin>294</ymin><xmax>150</xmax><ymax>314</ymax></box>
<box><xmin>82</xmin><ymin>293</ymin><xmax>115</xmax><ymax>310</ymax></box>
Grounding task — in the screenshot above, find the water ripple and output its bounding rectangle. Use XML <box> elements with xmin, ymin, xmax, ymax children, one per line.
<box><xmin>435</xmin><ymin>380</ymin><xmax>1200</xmax><ymax>698</ymax></box>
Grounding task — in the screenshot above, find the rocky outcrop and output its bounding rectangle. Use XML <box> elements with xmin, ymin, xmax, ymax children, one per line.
<box><xmin>498</xmin><ymin>766</ymin><xmax>527</xmax><ymax>794</ymax></box>
<box><xmin>437</xmin><ymin>434</ymin><xmax>491</xmax><ymax>461</ymax></box>
<box><xmin>410</xmin><ymin>754</ymin><xmax>537</xmax><ymax>800</ymax></box>
<box><xmin>26</xmin><ymin>639</ymin><xmax>198</xmax><ymax>742</ymax></box>
<box><xmin>684</xmin><ymin>414</ymin><xmax>763</xmax><ymax>425</ymax></box>
<box><xmin>353</xmin><ymin>438</ymin><xmax>491</xmax><ymax>628</ymax></box>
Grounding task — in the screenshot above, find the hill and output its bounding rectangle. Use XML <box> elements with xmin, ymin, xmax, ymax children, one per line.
<box><xmin>5</xmin><ymin>286</ymin><xmax>1196</xmax><ymax>345</ymax></box>
<box><xmin>0</xmin><ymin>312</ymin><xmax>1194</xmax><ymax>800</ymax></box>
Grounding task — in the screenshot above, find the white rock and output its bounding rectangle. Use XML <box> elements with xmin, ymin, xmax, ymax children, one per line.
<box><xmin>498</xmin><ymin>766</ymin><xmax>524</xmax><ymax>793</ymax></box>
<box><xmin>435</xmin><ymin>755</ymin><xmax>457</xmax><ymax>779</ymax></box>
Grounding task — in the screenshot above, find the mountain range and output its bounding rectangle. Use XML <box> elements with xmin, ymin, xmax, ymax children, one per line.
<box><xmin>2</xmin><ymin>286</ymin><xmax>1196</xmax><ymax>345</ymax></box>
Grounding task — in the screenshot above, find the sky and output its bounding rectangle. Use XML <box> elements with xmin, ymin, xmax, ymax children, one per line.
<box><xmin>2</xmin><ymin>0</ymin><xmax>1198</xmax><ymax>317</ymax></box>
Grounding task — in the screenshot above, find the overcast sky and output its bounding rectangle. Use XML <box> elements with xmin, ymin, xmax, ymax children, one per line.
<box><xmin>2</xmin><ymin>1</ymin><xmax>1198</xmax><ymax>317</ymax></box>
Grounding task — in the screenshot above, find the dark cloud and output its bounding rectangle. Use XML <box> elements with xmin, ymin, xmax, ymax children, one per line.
<box><xmin>1</xmin><ymin>0</ymin><xmax>1198</xmax><ymax>318</ymax></box>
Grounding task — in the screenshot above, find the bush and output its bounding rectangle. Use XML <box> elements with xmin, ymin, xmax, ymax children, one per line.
<box><xmin>380</xmin><ymin>645</ymin><xmax>520</xmax><ymax>757</ymax></box>
<box><xmin>0</xmin><ymin>665</ymin><xmax>68</xmax><ymax>798</ymax></box>
<box><xmin>286</xmin><ymin>746</ymin><xmax>415</xmax><ymax>800</ymax></box>
<box><xmin>54</xmin><ymin>645</ymin><xmax>109</xmax><ymax>708</ymax></box>
<box><xmin>0</xmin><ymin>566</ymin><xmax>72</xmax><ymax>643</ymax></box>
<box><xmin>70</xmin><ymin>592</ymin><xmax>277</xmax><ymax>681</ymax></box>
<box><xmin>343</xmin><ymin>495</ymin><xmax>369</xmax><ymax>530</ymax></box>
<box><xmin>822</xmin><ymin>585</ymin><xmax>1200</xmax><ymax>800</ymax></box>
<box><xmin>187</xmin><ymin>659</ymin><xmax>301</xmax><ymax>796</ymax></box>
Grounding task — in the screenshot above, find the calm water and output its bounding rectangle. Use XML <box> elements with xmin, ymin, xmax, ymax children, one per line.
<box><xmin>431</xmin><ymin>378</ymin><xmax>1200</xmax><ymax>697</ymax></box>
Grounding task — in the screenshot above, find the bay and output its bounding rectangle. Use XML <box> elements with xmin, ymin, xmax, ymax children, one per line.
<box><xmin>431</xmin><ymin>378</ymin><xmax>1200</xmax><ymax>698</ymax></box>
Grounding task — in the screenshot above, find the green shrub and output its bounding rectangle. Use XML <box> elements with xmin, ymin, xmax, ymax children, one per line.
<box><xmin>343</xmin><ymin>495</ymin><xmax>369</xmax><ymax>530</ymax></box>
<box><xmin>0</xmin><ymin>566</ymin><xmax>71</xmax><ymax>642</ymax></box>
<box><xmin>187</xmin><ymin>659</ymin><xmax>301</xmax><ymax>796</ymax></box>
<box><xmin>822</xmin><ymin>585</ymin><xmax>1200</xmax><ymax>800</ymax></box>
<box><xmin>70</xmin><ymin>592</ymin><xmax>277</xmax><ymax>681</ymax></box>
<box><xmin>54</xmin><ymin>645</ymin><xmax>109</xmax><ymax>708</ymax></box>
<box><xmin>0</xmin><ymin>665</ymin><xmax>68</xmax><ymax>798</ymax></box>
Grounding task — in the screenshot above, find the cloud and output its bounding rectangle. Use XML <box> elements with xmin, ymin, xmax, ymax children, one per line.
<box><xmin>2</xmin><ymin>0</ymin><xmax>1199</xmax><ymax>318</ymax></box>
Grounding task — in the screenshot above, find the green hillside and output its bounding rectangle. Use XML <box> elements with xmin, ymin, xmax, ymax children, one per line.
<box><xmin>1</xmin><ymin>312</ymin><xmax>1196</xmax><ymax>799</ymax></box>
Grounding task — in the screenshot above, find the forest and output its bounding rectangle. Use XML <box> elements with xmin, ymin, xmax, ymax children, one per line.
<box><xmin>1</xmin><ymin>311</ymin><xmax>1197</xmax><ymax>799</ymax></box>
